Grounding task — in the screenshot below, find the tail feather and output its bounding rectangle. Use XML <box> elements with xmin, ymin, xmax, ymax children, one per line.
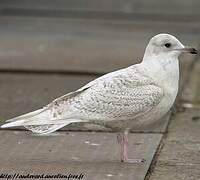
<box><xmin>5</xmin><ymin>109</ymin><xmax>46</xmax><ymax>122</ymax></box>
<box><xmin>1</xmin><ymin>118</ymin><xmax>82</xmax><ymax>128</ymax></box>
<box><xmin>1</xmin><ymin>108</ymin><xmax>85</xmax><ymax>134</ymax></box>
<box><xmin>1</xmin><ymin>108</ymin><xmax>51</xmax><ymax>128</ymax></box>
<box><xmin>24</xmin><ymin>124</ymin><xmax>69</xmax><ymax>134</ymax></box>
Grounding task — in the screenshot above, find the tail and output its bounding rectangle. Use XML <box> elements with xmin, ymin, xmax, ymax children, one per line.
<box><xmin>24</xmin><ymin>124</ymin><xmax>69</xmax><ymax>135</ymax></box>
<box><xmin>1</xmin><ymin>108</ymin><xmax>82</xmax><ymax>135</ymax></box>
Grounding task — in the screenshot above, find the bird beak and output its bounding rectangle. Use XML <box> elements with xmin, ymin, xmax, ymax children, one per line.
<box><xmin>177</xmin><ymin>47</ymin><xmax>198</xmax><ymax>54</ymax></box>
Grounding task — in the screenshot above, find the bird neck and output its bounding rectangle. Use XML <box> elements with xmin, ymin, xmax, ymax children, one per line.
<box><xmin>140</xmin><ymin>55</ymin><xmax>180</xmax><ymax>86</ymax></box>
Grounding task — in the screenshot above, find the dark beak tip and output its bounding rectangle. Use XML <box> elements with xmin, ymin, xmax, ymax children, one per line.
<box><xmin>190</xmin><ymin>48</ymin><xmax>198</xmax><ymax>54</ymax></box>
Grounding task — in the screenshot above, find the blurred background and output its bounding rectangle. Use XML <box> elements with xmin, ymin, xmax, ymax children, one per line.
<box><xmin>0</xmin><ymin>0</ymin><xmax>199</xmax><ymax>122</ymax></box>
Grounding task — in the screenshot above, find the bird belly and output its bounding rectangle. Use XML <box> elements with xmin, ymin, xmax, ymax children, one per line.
<box><xmin>129</xmin><ymin>85</ymin><xmax>178</xmax><ymax>130</ymax></box>
<box><xmin>103</xmin><ymin>84</ymin><xmax>178</xmax><ymax>131</ymax></box>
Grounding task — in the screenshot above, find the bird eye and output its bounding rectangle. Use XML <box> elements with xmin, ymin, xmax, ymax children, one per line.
<box><xmin>164</xmin><ymin>43</ymin><xmax>171</xmax><ymax>48</ymax></box>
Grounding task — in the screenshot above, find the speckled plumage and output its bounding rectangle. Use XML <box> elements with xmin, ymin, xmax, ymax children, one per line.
<box><xmin>51</xmin><ymin>65</ymin><xmax>162</xmax><ymax>120</ymax></box>
<box><xmin>2</xmin><ymin>33</ymin><xmax>194</xmax><ymax>136</ymax></box>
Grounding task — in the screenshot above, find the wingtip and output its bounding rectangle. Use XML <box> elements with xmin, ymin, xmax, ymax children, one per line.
<box><xmin>1</xmin><ymin>122</ymin><xmax>15</xmax><ymax>128</ymax></box>
<box><xmin>1</xmin><ymin>124</ymin><xmax>7</xmax><ymax>128</ymax></box>
<box><xmin>1</xmin><ymin>121</ymin><xmax>22</xmax><ymax>128</ymax></box>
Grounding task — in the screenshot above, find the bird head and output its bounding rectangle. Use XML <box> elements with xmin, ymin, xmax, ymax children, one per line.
<box><xmin>143</xmin><ymin>33</ymin><xmax>198</xmax><ymax>60</ymax></box>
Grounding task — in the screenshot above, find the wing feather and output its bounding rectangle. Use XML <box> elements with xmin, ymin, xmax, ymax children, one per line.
<box><xmin>47</xmin><ymin>65</ymin><xmax>163</xmax><ymax>121</ymax></box>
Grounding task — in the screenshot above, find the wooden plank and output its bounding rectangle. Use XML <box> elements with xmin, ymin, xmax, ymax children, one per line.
<box><xmin>0</xmin><ymin>0</ymin><xmax>200</xmax><ymax>16</ymax></box>
<box><xmin>0</xmin><ymin>16</ymin><xmax>199</xmax><ymax>74</ymax></box>
<box><xmin>149</xmin><ymin>108</ymin><xmax>200</xmax><ymax>180</ymax></box>
<box><xmin>0</xmin><ymin>130</ymin><xmax>162</xmax><ymax>180</ymax></box>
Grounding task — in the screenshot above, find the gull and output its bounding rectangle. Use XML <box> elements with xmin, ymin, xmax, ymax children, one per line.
<box><xmin>1</xmin><ymin>33</ymin><xmax>198</xmax><ymax>163</ymax></box>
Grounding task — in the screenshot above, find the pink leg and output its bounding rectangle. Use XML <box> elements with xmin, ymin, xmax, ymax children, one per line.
<box><xmin>117</xmin><ymin>132</ymin><xmax>146</xmax><ymax>164</ymax></box>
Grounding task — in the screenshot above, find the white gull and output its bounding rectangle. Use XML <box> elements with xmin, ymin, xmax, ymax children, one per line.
<box><xmin>1</xmin><ymin>33</ymin><xmax>198</xmax><ymax>163</ymax></box>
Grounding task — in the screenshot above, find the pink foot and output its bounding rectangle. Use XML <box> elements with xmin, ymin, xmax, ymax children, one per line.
<box><xmin>117</xmin><ymin>132</ymin><xmax>146</xmax><ymax>164</ymax></box>
<box><xmin>121</xmin><ymin>158</ymin><xmax>146</xmax><ymax>164</ymax></box>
